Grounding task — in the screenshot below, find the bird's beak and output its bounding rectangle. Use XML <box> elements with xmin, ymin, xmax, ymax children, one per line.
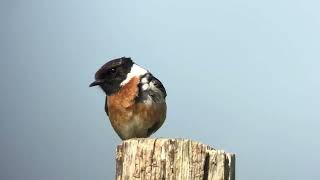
<box><xmin>89</xmin><ymin>80</ymin><xmax>104</xmax><ymax>87</ymax></box>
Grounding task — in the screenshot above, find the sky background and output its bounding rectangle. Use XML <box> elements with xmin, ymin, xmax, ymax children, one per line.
<box><xmin>1</xmin><ymin>0</ymin><xmax>320</xmax><ymax>180</ymax></box>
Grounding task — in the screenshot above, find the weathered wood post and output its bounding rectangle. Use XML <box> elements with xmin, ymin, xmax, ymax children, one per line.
<box><xmin>116</xmin><ymin>138</ymin><xmax>235</xmax><ymax>180</ymax></box>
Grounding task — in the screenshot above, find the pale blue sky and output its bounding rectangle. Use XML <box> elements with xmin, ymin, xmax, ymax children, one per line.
<box><xmin>1</xmin><ymin>0</ymin><xmax>320</xmax><ymax>180</ymax></box>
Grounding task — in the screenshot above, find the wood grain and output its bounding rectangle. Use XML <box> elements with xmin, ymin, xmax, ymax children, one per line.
<box><xmin>116</xmin><ymin>138</ymin><xmax>235</xmax><ymax>180</ymax></box>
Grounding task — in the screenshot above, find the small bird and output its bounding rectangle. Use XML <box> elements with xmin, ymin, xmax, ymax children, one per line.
<box><xmin>89</xmin><ymin>57</ymin><xmax>167</xmax><ymax>140</ymax></box>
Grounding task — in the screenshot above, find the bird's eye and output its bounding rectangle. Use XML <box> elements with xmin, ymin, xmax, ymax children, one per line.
<box><xmin>108</xmin><ymin>68</ymin><xmax>116</xmax><ymax>74</ymax></box>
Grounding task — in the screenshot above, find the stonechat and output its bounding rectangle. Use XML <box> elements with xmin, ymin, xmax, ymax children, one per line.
<box><xmin>90</xmin><ymin>57</ymin><xmax>167</xmax><ymax>140</ymax></box>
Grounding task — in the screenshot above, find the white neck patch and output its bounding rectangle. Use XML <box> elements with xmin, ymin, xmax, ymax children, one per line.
<box><xmin>120</xmin><ymin>64</ymin><xmax>148</xmax><ymax>86</ymax></box>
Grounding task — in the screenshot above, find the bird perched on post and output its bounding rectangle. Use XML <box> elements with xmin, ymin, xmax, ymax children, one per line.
<box><xmin>89</xmin><ymin>57</ymin><xmax>167</xmax><ymax>140</ymax></box>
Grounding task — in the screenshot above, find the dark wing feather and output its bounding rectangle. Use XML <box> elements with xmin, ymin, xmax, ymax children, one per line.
<box><xmin>135</xmin><ymin>73</ymin><xmax>167</xmax><ymax>103</ymax></box>
<box><xmin>150</xmin><ymin>76</ymin><xmax>167</xmax><ymax>98</ymax></box>
<box><xmin>105</xmin><ymin>96</ymin><xmax>109</xmax><ymax>116</ymax></box>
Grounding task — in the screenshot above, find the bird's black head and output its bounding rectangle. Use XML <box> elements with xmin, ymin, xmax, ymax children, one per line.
<box><xmin>89</xmin><ymin>57</ymin><xmax>134</xmax><ymax>95</ymax></box>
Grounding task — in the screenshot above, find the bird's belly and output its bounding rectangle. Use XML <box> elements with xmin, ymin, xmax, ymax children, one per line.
<box><xmin>108</xmin><ymin>102</ymin><xmax>166</xmax><ymax>140</ymax></box>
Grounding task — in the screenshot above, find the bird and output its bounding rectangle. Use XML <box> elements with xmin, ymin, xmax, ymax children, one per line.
<box><xmin>89</xmin><ymin>57</ymin><xmax>167</xmax><ymax>140</ymax></box>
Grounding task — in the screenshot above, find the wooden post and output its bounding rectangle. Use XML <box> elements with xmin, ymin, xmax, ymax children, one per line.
<box><xmin>116</xmin><ymin>138</ymin><xmax>235</xmax><ymax>180</ymax></box>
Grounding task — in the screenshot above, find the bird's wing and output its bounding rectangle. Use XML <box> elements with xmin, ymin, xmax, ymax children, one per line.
<box><xmin>136</xmin><ymin>73</ymin><xmax>167</xmax><ymax>104</ymax></box>
<box><xmin>105</xmin><ymin>96</ymin><xmax>109</xmax><ymax>116</ymax></box>
<box><xmin>150</xmin><ymin>75</ymin><xmax>167</xmax><ymax>98</ymax></box>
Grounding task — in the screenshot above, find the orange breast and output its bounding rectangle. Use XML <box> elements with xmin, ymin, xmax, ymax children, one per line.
<box><xmin>107</xmin><ymin>77</ymin><xmax>139</xmax><ymax>123</ymax></box>
<box><xmin>108</xmin><ymin>76</ymin><xmax>139</xmax><ymax>109</ymax></box>
<box><xmin>106</xmin><ymin>76</ymin><xmax>166</xmax><ymax>139</ymax></box>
